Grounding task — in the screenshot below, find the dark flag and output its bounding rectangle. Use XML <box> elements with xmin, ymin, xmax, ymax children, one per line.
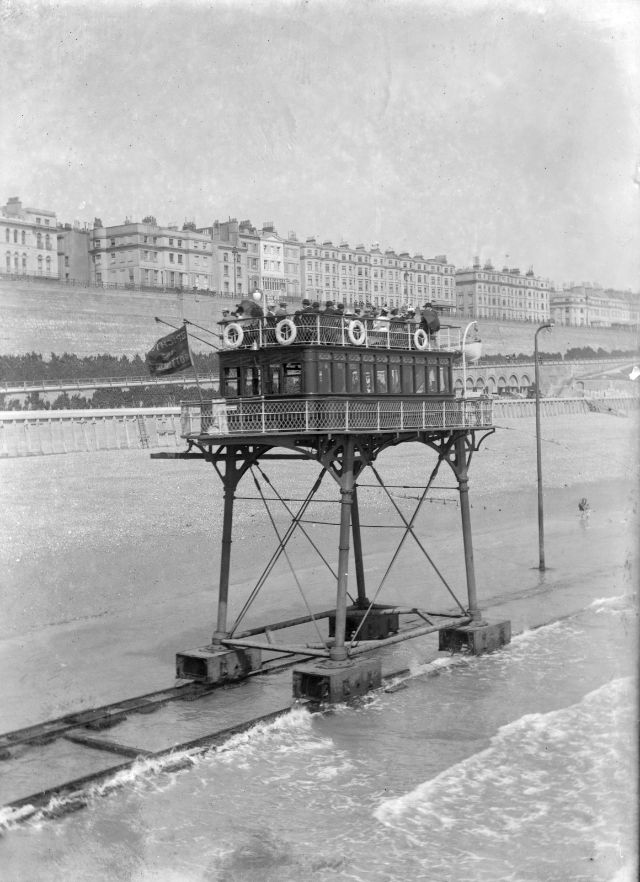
<box><xmin>146</xmin><ymin>325</ymin><xmax>193</xmax><ymax>376</ymax></box>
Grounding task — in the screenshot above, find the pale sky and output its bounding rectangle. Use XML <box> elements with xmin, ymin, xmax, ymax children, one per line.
<box><xmin>1</xmin><ymin>0</ymin><xmax>639</xmax><ymax>289</ymax></box>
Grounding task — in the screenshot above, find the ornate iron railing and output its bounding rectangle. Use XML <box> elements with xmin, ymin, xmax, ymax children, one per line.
<box><xmin>219</xmin><ymin>315</ymin><xmax>463</xmax><ymax>353</ymax></box>
<box><xmin>180</xmin><ymin>396</ymin><xmax>493</xmax><ymax>437</ymax></box>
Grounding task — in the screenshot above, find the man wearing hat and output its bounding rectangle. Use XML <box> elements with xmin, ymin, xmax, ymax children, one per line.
<box><xmin>420</xmin><ymin>302</ymin><xmax>440</xmax><ymax>338</ymax></box>
<box><xmin>321</xmin><ymin>300</ymin><xmax>338</xmax><ymax>342</ymax></box>
<box><xmin>294</xmin><ymin>298</ymin><xmax>315</xmax><ymax>342</ymax></box>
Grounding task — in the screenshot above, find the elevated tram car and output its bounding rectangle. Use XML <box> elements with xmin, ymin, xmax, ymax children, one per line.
<box><xmin>181</xmin><ymin>311</ymin><xmax>492</xmax><ymax>438</ymax></box>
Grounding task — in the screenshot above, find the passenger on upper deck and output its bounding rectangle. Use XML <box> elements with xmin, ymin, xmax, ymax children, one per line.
<box><xmin>294</xmin><ymin>298</ymin><xmax>316</xmax><ymax>342</ymax></box>
<box><xmin>321</xmin><ymin>301</ymin><xmax>340</xmax><ymax>343</ymax></box>
<box><xmin>420</xmin><ymin>303</ymin><xmax>440</xmax><ymax>338</ymax></box>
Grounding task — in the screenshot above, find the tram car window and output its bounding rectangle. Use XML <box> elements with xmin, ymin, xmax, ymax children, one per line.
<box><xmin>216</xmin><ymin>339</ymin><xmax>455</xmax><ymax>401</ymax></box>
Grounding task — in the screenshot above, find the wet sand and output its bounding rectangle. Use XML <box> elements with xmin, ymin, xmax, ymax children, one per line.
<box><xmin>0</xmin><ymin>412</ymin><xmax>637</xmax><ymax>733</ymax></box>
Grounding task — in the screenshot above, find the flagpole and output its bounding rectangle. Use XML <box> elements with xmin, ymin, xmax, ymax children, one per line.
<box><xmin>183</xmin><ymin>320</ymin><xmax>204</xmax><ymax>407</ymax></box>
<box><xmin>154</xmin><ymin>316</ymin><xmax>221</xmax><ymax>350</ymax></box>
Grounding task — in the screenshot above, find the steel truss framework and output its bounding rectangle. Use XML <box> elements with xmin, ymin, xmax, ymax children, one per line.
<box><xmin>160</xmin><ymin>426</ymin><xmax>495</xmax><ymax>661</ymax></box>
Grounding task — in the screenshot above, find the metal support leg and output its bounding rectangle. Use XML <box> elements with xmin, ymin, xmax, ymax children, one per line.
<box><xmin>332</xmin><ymin>437</ymin><xmax>355</xmax><ymax>661</ymax></box>
<box><xmin>212</xmin><ymin>449</ymin><xmax>237</xmax><ymax>643</ymax></box>
<box><xmin>351</xmin><ymin>484</ymin><xmax>368</xmax><ymax>609</ymax></box>
<box><xmin>454</xmin><ymin>434</ymin><xmax>482</xmax><ymax>622</ymax></box>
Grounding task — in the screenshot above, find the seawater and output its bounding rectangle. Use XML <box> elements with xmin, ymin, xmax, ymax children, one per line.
<box><xmin>1</xmin><ymin>594</ymin><xmax>636</xmax><ymax>882</ymax></box>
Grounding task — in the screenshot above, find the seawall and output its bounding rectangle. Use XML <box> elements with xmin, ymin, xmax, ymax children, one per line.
<box><xmin>1</xmin><ymin>277</ymin><xmax>638</xmax><ymax>358</ymax></box>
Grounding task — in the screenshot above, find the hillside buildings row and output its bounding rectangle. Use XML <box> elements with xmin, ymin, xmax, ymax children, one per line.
<box><xmin>2</xmin><ymin>196</ymin><xmax>638</xmax><ymax>328</ymax></box>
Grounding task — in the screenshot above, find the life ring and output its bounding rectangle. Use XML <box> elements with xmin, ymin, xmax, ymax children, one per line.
<box><xmin>275</xmin><ymin>318</ymin><xmax>297</xmax><ymax>345</ymax></box>
<box><xmin>347</xmin><ymin>319</ymin><xmax>367</xmax><ymax>345</ymax></box>
<box><xmin>413</xmin><ymin>328</ymin><xmax>429</xmax><ymax>350</ymax></box>
<box><xmin>223</xmin><ymin>322</ymin><xmax>244</xmax><ymax>348</ymax></box>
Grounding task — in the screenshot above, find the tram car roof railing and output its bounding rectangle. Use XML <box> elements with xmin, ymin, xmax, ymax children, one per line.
<box><xmin>217</xmin><ymin>314</ymin><xmax>463</xmax><ymax>354</ymax></box>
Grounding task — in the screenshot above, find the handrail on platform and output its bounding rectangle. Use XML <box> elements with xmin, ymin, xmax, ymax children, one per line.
<box><xmin>219</xmin><ymin>315</ymin><xmax>463</xmax><ymax>354</ymax></box>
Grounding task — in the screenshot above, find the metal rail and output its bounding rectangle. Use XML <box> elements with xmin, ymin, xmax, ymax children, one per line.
<box><xmin>181</xmin><ymin>396</ymin><xmax>494</xmax><ymax>437</ymax></box>
<box><xmin>0</xmin><ymin>373</ymin><xmax>218</xmax><ymax>395</ymax></box>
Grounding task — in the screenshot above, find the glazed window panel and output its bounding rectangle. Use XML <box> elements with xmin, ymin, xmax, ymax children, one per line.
<box><xmin>242</xmin><ymin>366</ymin><xmax>260</xmax><ymax>397</ymax></box>
<box><xmin>415</xmin><ymin>364</ymin><xmax>426</xmax><ymax>394</ymax></box>
<box><xmin>362</xmin><ymin>365</ymin><xmax>374</xmax><ymax>394</ymax></box>
<box><xmin>375</xmin><ymin>367</ymin><xmax>388</xmax><ymax>393</ymax></box>
<box><xmin>401</xmin><ymin>363</ymin><xmax>414</xmax><ymax>394</ymax></box>
<box><xmin>438</xmin><ymin>360</ymin><xmax>449</xmax><ymax>393</ymax></box>
<box><xmin>284</xmin><ymin>362</ymin><xmax>302</xmax><ymax>394</ymax></box>
<box><xmin>348</xmin><ymin>363</ymin><xmax>361</xmax><ymax>394</ymax></box>
<box><xmin>427</xmin><ymin>364</ymin><xmax>437</xmax><ymax>393</ymax></box>
<box><xmin>269</xmin><ymin>364</ymin><xmax>281</xmax><ymax>394</ymax></box>
<box><xmin>223</xmin><ymin>367</ymin><xmax>239</xmax><ymax>397</ymax></box>
<box><xmin>318</xmin><ymin>360</ymin><xmax>331</xmax><ymax>393</ymax></box>
<box><xmin>390</xmin><ymin>365</ymin><xmax>401</xmax><ymax>394</ymax></box>
<box><xmin>333</xmin><ymin>361</ymin><xmax>346</xmax><ymax>394</ymax></box>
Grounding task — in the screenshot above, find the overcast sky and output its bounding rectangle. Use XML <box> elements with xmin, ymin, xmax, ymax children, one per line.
<box><xmin>1</xmin><ymin>0</ymin><xmax>638</xmax><ymax>289</ymax></box>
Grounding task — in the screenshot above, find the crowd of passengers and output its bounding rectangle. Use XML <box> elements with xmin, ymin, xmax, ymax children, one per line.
<box><xmin>218</xmin><ymin>298</ymin><xmax>441</xmax><ymax>345</ymax></box>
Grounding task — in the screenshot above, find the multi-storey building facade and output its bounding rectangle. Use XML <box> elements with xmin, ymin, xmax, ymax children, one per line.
<box><xmin>200</xmin><ymin>219</ymin><xmax>301</xmax><ymax>302</ymax></box>
<box><xmin>455</xmin><ymin>260</ymin><xmax>551</xmax><ymax>322</ymax></box>
<box><xmin>89</xmin><ymin>220</ymin><xmax>214</xmax><ymax>289</ymax></box>
<box><xmin>550</xmin><ymin>284</ymin><xmax>640</xmax><ymax>328</ymax></box>
<box><xmin>57</xmin><ymin>225</ymin><xmax>91</xmax><ymax>283</ymax></box>
<box><xmin>299</xmin><ymin>239</ymin><xmax>456</xmax><ymax>310</ymax></box>
<box><xmin>1</xmin><ymin>196</ymin><xmax>58</xmax><ymax>277</ymax></box>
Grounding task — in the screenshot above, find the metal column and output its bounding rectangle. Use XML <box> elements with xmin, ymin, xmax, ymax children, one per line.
<box><xmin>331</xmin><ymin>436</ymin><xmax>355</xmax><ymax>661</ymax></box>
<box><xmin>454</xmin><ymin>434</ymin><xmax>482</xmax><ymax>622</ymax></box>
<box><xmin>351</xmin><ymin>484</ymin><xmax>368</xmax><ymax>608</ymax></box>
<box><xmin>212</xmin><ymin>448</ymin><xmax>237</xmax><ymax>643</ymax></box>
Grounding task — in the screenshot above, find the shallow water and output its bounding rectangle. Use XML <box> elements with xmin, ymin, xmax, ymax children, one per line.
<box><xmin>1</xmin><ymin>595</ymin><xmax>636</xmax><ymax>882</ymax></box>
<box><xmin>0</xmin><ymin>417</ymin><xmax>637</xmax><ymax>880</ymax></box>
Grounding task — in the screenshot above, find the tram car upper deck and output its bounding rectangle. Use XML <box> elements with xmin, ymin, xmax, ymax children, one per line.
<box><xmin>180</xmin><ymin>311</ymin><xmax>492</xmax><ymax>439</ymax></box>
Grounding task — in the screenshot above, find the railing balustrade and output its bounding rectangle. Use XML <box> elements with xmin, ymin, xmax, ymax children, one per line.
<box><xmin>219</xmin><ymin>315</ymin><xmax>462</xmax><ymax>353</ymax></box>
<box><xmin>180</xmin><ymin>396</ymin><xmax>494</xmax><ymax>437</ymax></box>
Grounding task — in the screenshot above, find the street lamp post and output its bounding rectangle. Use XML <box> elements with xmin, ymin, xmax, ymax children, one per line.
<box><xmin>461</xmin><ymin>320</ymin><xmax>478</xmax><ymax>398</ymax></box>
<box><xmin>534</xmin><ymin>321</ymin><xmax>554</xmax><ymax>571</ymax></box>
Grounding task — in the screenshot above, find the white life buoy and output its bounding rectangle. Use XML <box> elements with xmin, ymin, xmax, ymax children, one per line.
<box><xmin>275</xmin><ymin>318</ymin><xmax>297</xmax><ymax>345</ymax></box>
<box><xmin>223</xmin><ymin>322</ymin><xmax>244</xmax><ymax>348</ymax></box>
<box><xmin>413</xmin><ymin>328</ymin><xmax>429</xmax><ymax>350</ymax></box>
<box><xmin>347</xmin><ymin>319</ymin><xmax>367</xmax><ymax>345</ymax></box>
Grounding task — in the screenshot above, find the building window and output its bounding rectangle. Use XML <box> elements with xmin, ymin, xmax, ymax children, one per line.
<box><xmin>13</xmin><ymin>229</ymin><xmax>18</xmax><ymax>243</ymax></box>
<box><xmin>21</xmin><ymin>230</ymin><xmax>25</xmax><ymax>244</ymax></box>
<box><xmin>45</xmin><ymin>233</ymin><xmax>50</xmax><ymax>250</ymax></box>
<box><xmin>169</xmin><ymin>253</ymin><xmax>174</xmax><ymax>263</ymax></box>
<box><xmin>46</xmin><ymin>255</ymin><xmax>51</xmax><ymax>273</ymax></box>
<box><xmin>177</xmin><ymin>254</ymin><xmax>183</xmax><ymax>264</ymax></box>
<box><xmin>37</xmin><ymin>232</ymin><xmax>42</xmax><ymax>248</ymax></box>
<box><xmin>37</xmin><ymin>254</ymin><xmax>43</xmax><ymax>274</ymax></box>
<box><xmin>22</xmin><ymin>253</ymin><xmax>26</xmax><ymax>272</ymax></box>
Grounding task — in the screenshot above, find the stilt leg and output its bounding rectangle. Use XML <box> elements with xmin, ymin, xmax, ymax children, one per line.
<box><xmin>454</xmin><ymin>434</ymin><xmax>482</xmax><ymax>622</ymax></box>
<box><xmin>212</xmin><ymin>448</ymin><xmax>237</xmax><ymax>644</ymax></box>
<box><xmin>331</xmin><ymin>437</ymin><xmax>355</xmax><ymax>661</ymax></box>
<box><xmin>351</xmin><ymin>484</ymin><xmax>368</xmax><ymax>608</ymax></box>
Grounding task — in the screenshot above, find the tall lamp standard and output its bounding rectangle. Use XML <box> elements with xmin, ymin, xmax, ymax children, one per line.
<box><xmin>461</xmin><ymin>320</ymin><xmax>478</xmax><ymax>397</ymax></box>
<box><xmin>534</xmin><ymin>320</ymin><xmax>554</xmax><ymax>571</ymax></box>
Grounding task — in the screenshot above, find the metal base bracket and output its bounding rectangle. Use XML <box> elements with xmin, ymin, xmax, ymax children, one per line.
<box><xmin>328</xmin><ymin>609</ymin><xmax>400</xmax><ymax>641</ymax></box>
<box><xmin>176</xmin><ymin>647</ymin><xmax>262</xmax><ymax>683</ymax></box>
<box><xmin>292</xmin><ymin>656</ymin><xmax>382</xmax><ymax>703</ymax></box>
<box><xmin>438</xmin><ymin>620</ymin><xmax>511</xmax><ymax>655</ymax></box>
